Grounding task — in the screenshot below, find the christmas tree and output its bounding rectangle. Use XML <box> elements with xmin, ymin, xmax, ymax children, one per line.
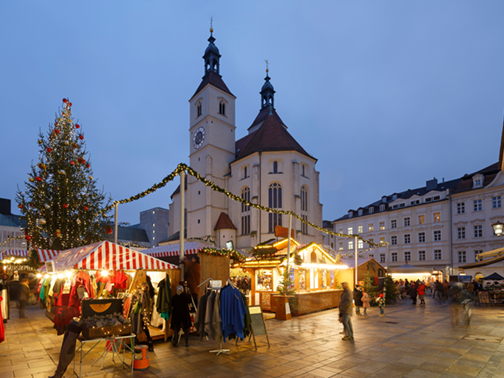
<box><xmin>17</xmin><ymin>98</ymin><xmax>111</xmax><ymax>263</ymax></box>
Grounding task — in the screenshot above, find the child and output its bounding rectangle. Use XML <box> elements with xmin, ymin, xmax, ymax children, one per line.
<box><xmin>377</xmin><ymin>293</ymin><xmax>385</xmax><ymax>317</ymax></box>
<box><xmin>362</xmin><ymin>289</ymin><xmax>370</xmax><ymax>317</ymax></box>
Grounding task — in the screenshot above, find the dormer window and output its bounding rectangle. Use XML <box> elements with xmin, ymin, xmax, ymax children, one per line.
<box><xmin>358</xmin><ymin>209</ymin><xmax>363</xmax><ymax>216</ymax></box>
<box><xmin>380</xmin><ymin>204</ymin><xmax>385</xmax><ymax>211</ymax></box>
<box><xmin>348</xmin><ymin>211</ymin><xmax>353</xmax><ymax>218</ymax></box>
<box><xmin>197</xmin><ymin>102</ymin><xmax>202</xmax><ymax>118</ymax></box>
<box><xmin>369</xmin><ymin>207</ymin><xmax>374</xmax><ymax>214</ymax></box>
<box><xmin>472</xmin><ymin>174</ymin><xmax>484</xmax><ymax>189</ymax></box>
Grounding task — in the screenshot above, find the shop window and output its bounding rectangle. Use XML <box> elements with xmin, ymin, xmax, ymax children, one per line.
<box><xmin>256</xmin><ymin>269</ymin><xmax>272</xmax><ymax>291</ymax></box>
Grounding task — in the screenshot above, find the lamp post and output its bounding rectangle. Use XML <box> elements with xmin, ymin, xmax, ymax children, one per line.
<box><xmin>491</xmin><ymin>221</ymin><xmax>504</xmax><ymax>237</ymax></box>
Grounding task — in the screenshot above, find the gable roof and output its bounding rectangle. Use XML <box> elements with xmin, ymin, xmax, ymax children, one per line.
<box><xmin>452</xmin><ymin>162</ymin><xmax>500</xmax><ymax>194</ymax></box>
<box><xmin>191</xmin><ymin>71</ymin><xmax>234</xmax><ymax>100</ymax></box>
<box><xmin>214</xmin><ymin>212</ymin><xmax>237</xmax><ymax>231</ymax></box>
<box><xmin>234</xmin><ymin>107</ymin><xmax>315</xmax><ymax>162</ymax></box>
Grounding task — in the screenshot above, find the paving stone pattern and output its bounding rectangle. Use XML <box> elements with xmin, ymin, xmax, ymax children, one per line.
<box><xmin>1</xmin><ymin>296</ymin><xmax>504</xmax><ymax>378</ymax></box>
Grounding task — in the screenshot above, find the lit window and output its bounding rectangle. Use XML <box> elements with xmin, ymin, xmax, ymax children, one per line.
<box><xmin>404</xmin><ymin>217</ymin><xmax>410</xmax><ymax>227</ymax></box>
<box><xmin>493</xmin><ymin>196</ymin><xmax>501</xmax><ymax>209</ymax></box>
<box><xmin>358</xmin><ymin>240</ymin><xmax>363</xmax><ymax>249</ymax></box>
<box><xmin>404</xmin><ymin>252</ymin><xmax>411</xmax><ymax>261</ymax></box>
<box><xmin>457</xmin><ymin>203</ymin><xmax>465</xmax><ymax>214</ymax></box>
<box><xmin>434</xmin><ymin>250</ymin><xmax>442</xmax><ymax>260</ymax></box>
<box><xmin>348</xmin><ymin>227</ymin><xmax>353</xmax><ymax>234</ymax></box>
<box><xmin>152</xmin><ymin>230</ymin><xmax>155</xmax><ymax>234</ymax></box>
<box><xmin>391</xmin><ymin>253</ymin><xmax>398</xmax><ymax>262</ymax></box>
<box><xmin>391</xmin><ymin>236</ymin><xmax>397</xmax><ymax>245</ymax></box>
<box><xmin>458</xmin><ymin>251</ymin><xmax>466</xmax><ymax>263</ymax></box>
<box><xmin>418</xmin><ymin>232</ymin><xmax>425</xmax><ymax>243</ymax></box>
<box><xmin>391</xmin><ymin>220</ymin><xmax>397</xmax><ymax>229</ymax></box>
<box><xmin>368</xmin><ymin>224</ymin><xmax>374</xmax><ymax>232</ymax></box>
<box><xmin>418</xmin><ymin>251</ymin><xmax>426</xmax><ymax>261</ymax></box>
<box><xmin>434</xmin><ymin>212</ymin><xmax>441</xmax><ymax>222</ymax></box>
<box><xmin>474</xmin><ymin>225</ymin><xmax>483</xmax><ymax>238</ymax></box>
<box><xmin>434</xmin><ymin>230</ymin><xmax>441</xmax><ymax>241</ymax></box>
<box><xmin>152</xmin><ymin>211</ymin><xmax>155</xmax><ymax>214</ymax></box>
<box><xmin>404</xmin><ymin>234</ymin><xmax>411</xmax><ymax>244</ymax></box>
<box><xmin>152</xmin><ymin>223</ymin><xmax>155</xmax><ymax>227</ymax></box>
<box><xmin>457</xmin><ymin>227</ymin><xmax>465</xmax><ymax>239</ymax></box>
<box><xmin>339</xmin><ymin>242</ymin><xmax>343</xmax><ymax>251</ymax></box>
<box><xmin>379</xmin><ymin>222</ymin><xmax>385</xmax><ymax>231</ymax></box>
<box><xmin>379</xmin><ymin>237</ymin><xmax>385</xmax><ymax>244</ymax></box>
<box><xmin>348</xmin><ymin>241</ymin><xmax>354</xmax><ymax>250</ymax></box>
<box><xmin>418</xmin><ymin>215</ymin><xmax>425</xmax><ymax>225</ymax></box>
<box><xmin>152</xmin><ymin>236</ymin><xmax>155</xmax><ymax>241</ymax></box>
<box><xmin>358</xmin><ymin>225</ymin><xmax>363</xmax><ymax>233</ymax></box>
<box><xmin>473</xmin><ymin>199</ymin><xmax>482</xmax><ymax>211</ymax></box>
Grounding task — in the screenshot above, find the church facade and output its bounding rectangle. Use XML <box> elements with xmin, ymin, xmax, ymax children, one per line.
<box><xmin>168</xmin><ymin>30</ymin><xmax>323</xmax><ymax>249</ymax></box>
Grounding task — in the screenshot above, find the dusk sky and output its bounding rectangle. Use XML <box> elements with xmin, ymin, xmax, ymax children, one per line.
<box><xmin>1</xmin><ymin>2</ymin><xmax>504</xmax><ymax>226</ymax></box>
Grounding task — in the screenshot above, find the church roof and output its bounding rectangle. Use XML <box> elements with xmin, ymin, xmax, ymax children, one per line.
<box><xmin>234</xmin><ymin>107</ymin><xmax>316</xmax><ymax>162</ymax></box>
<box><xmin>214</xmin><ymin>212</ymin><xmax>237</xmax><ymax>231</ymax></box>
<box><xmin>191</xmin><ymin>71</ymin><xmax>234</xmax><ymax>100</ymax></box>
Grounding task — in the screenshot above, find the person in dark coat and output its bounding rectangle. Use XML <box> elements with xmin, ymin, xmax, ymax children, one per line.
<box><xmin>353</xmin><ymin>286</ymin><xmax>363</xmax><ymax>315</ymax></box>
<box><xmin>339</xmin><ymin>282</ymin><xmax>353</xmax><ymax>340</ymax></box>
<box><xmin>171</xmin><ymin>285</ymin><xmax>192</xmax><ymax>347</ymax></box>
<box><xmin>18</xmin><ymin>278</ymin><xmax>31</xmax><ymax>319</ymax></box>
<box><xmin>409</xmin><ymin>282</ymin><xmax>417</xmax><ymax>305</ymax></box>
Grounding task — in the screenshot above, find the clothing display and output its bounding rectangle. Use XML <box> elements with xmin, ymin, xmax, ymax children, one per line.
<box><xmin>0</xmin><ymin>279</ymin><xmax>10</xmax><ymax>321</ymax></box>
<box><xmin>220</xmin><ymin>284</ymin><xmax>247</xmax><ymax>342</ymax></box>
<box><xmin>156</xmin><ymin>276</ymin><xmax>172</xmax><ymax>321</ymax></box>
<box><xmin>0</xmin><ymin>296</ymin><xmax>5</xmax><ymax>343</ymax></box>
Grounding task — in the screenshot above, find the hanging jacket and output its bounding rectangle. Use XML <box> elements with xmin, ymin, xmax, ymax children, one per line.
<box><xmin>156</xmin><ymin>277</ymin><xmax>172</xmax><ymax>320</ymax></box>
<box><xmin>220</xmin><ymin>285</ymin><xmax>246</xmax><ymax>342</ymax></box>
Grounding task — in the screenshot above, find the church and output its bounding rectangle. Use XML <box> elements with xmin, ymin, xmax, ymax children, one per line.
<box><xmin>168</xmin><ymin>29</ymin><xmax>323</xmax><ymax>250</ymax></box>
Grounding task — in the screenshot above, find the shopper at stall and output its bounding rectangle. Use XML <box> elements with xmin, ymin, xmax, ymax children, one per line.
<box><xmin>353</xmin><ymin>285</ymin><xmax>363</xmax><ymax>316</ymax></box>
<box><xmin>339</xmin><ymin>282</ymin><xmax>353</xmax><ymax>341</ymax></box>
<box><xmin>409</xmin><ymin>282</ymin><xmax>418</xmax><ymax>305</ymax></box>
<box><xmin>377</xmin><ymin>294</ymin><xmax>385</xmax><ymax>316</ymax></box>
<box><xmin>18</xmin><ymin>278</ymin><xmax>31</xmax><ymax>319</ymax></box>
<box><xmin>184</xmin><ymin>255</ymin><xmax>201</xmax><ymax>308</ymax></box>
<box><xmin>362</xmin><ymin>289</ymin><xmax>370</xmax><ymax>317</ymax></box>
<box><xmin>417</xmin><ymin>281</ymin><xmax>426</xmax><ymax>306</ymax></box>
<box><xmin>171</xmin><ymin>285</ymin><xmax>192</xmax><ymax>347</ymax></box>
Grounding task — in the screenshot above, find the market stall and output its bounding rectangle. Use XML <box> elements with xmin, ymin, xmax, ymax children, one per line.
<box><xmin>389</xmin><ymin>262</ymin><xmax>440</xmax><ymax>283</ymax></box>
<box><xmin>241</xmin><ymin>238</ymin><xmax>349</xmax><ymax>316</ymax></box>
<box><xmin>37</xmin><ymin>241</ymin><xmax>179</xmax><ymax>341</ymax></box>
<box><xmin>340</xmin><ymin>258</ymin><xmax>386</xmax><ymax>288</ymax></box>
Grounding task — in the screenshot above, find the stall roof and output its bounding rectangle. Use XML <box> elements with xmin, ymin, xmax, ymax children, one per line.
<box><xmin>42</xmin><ymin>241</ymin><xmax>177</xmax><ymax>271</ymax></box>
<box><xmin>476</xmin><ymin>247</ymin><xmax>504</xmax><ymax>260</ymax></box>
<box><xmin>141</xmin><ymin>241</ymin><xmax>208</xmax><ymax>258</ymax></box>
<box><xmin>37</xmin><ymin>249</ymin><xmax>60</xmax><ymax>262</ymax></box>
<box><xmin>341</xmin><ymin>258</ymin><xmax>379</xmax><ymax>269</ymax></box>
<box><xmin>459</xmin><ymin>254</ymin><xmax>504</xmax><ymax>269</ymax></box>
<box><xmin>0</xmin><ymin>250</ymin><xmax>29</xmax><ymax>260</ymax></box>
<box><xmin>483</xmin><ymin>272</ymin><xmax>504</xmax><ymax>280</ymax></box>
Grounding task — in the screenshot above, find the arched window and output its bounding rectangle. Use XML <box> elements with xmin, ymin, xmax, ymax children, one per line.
<box><xmin>243</xmin><ymin>166</ymin><xmax>248</xmax><ymax>179</ymax></box>
<box><xmin>219</xmin><ymin>101</ymin><xmax>226</xmax><ymax>116</ymax></box>
<box><xmin>301</xmin><ymin>186</ymin><xmax>308</xmax><ymax>234</ymax></box>
<box><xmin>196</xmin><ymin>102</ymin><xmax>202</xmax><ymax>118</ymax></box>
<box><xmin>268</xmin><ymin>183</ymin><xmax>282</xmax><ymax>233</ymax></box>
<box><xmin>241</xmin><ymin>187</ymin><xmax>251</xmax><ymax>235</ymax></box>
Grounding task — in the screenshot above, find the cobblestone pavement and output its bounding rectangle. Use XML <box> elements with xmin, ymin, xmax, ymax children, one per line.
<box><xmin>1</xmin><ymin>296</ymin><xmax>504</xmax><ymax>378</ymax></box>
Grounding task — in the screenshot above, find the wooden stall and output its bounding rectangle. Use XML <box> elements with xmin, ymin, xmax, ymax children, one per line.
<box><xmin>242</xmin><ymin>238</ymin><xmax>349</xmax><ymax>316</ymax></box>
<box><xmin>340</xmin><ymin>258</ymin><xmax>386</xmax><ymax>289</ymax></box>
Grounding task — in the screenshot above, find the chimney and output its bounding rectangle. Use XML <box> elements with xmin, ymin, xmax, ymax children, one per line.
<box><xmin>426</xmin><ymin>178</ymin><xmax>438</xmax><ymax>191</ymax></box>
<box><xmin>0</xmin><ymin>198</ymin><xmax>11</xmax><ymax>215</ymax></box>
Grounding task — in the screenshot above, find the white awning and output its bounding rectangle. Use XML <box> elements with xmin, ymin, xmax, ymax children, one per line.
<box><xmin>477</xmin><ymin>247</ymin><xmax>504</xmax><ymax>260</ymax></box>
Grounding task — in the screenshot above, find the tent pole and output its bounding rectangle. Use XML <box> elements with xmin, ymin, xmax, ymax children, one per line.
<box><xmin>180</xmin><ymin>170</ymin><xmax>185</xmax><ymax>282</ymax></box>
<box><xmin>354</xmin><ymin>235</ymin><xmax>358</xmax><ymax>288</ymax></box>
<box><xmin>114</xmin><ymin>203</ymin><xmax>118</xmax><ymax>244</ymax></box>
<box><xmin>286</xmin><ymin>214</ymin><xmax>292</xmax><ymax>281</ymax></box>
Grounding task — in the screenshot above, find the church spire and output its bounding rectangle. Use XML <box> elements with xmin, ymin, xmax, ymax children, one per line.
<box><xmin>203</xmin><ymin>19</ymin><xmax>221</xmax><ymax>76</ymax></box>
<box><xmin>261</xmin><ymin>60</ymin><xmax>275</xmax><ymax>109</ymax></box>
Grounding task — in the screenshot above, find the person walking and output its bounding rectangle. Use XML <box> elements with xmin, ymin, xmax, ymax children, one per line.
<box><xmin>339</xmin><ymin>282</ymin><xmax>353</xmax><ymax>340</ymax></box>
<box><xmin>377</xmin><ymin>294</ymin><xmax>385</xmax><ymax>316</ymax></box>
<box><xmin>353</xmin><ymin>285</ymin><xmax>363</xmax><ymax>316</ymax></box>
<box><xmin>19</xmin><ymin>278</ymin><xmax>31</xmax><ymax>319</ymax></box>
<box><xmin>418</xmin><ymin>281</ymin><xmax>426</xmax><ymax>306</ymax></box>
<box><xmin>362</xmin><ymin>289</ymin><xmax>370</xmax><ymax>317</ymax></box>
<box><xmin>409</xmin><ymin>282</ymin><xmax>417</xmax><ymax>305</ymax></box>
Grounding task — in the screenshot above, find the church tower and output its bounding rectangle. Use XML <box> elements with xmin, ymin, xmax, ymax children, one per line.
<box><xmin>186</xmin><ymin>27</ymin><xmax>236</xmax><ymax>240</ymax></box>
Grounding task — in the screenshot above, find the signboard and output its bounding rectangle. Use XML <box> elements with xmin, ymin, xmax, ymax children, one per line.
<box><xmin>248</xmin><ymin>305</ymin><xmax>270</xmax><ymax>350</ymax></box>
<box><xmin>478</xmin><ymin>291</ymin><xmax>491</xmax><ymax>305</ymax></box>
<box><xmin>45</xmin><ymin>261</ymin><xmax>55</xmax><ymax>273</ymax></box>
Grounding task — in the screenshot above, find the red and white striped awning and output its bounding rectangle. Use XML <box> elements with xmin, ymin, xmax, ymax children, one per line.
<box><xmin>0</xmin><ymin>250</ymin><xmax>30</xmax><ymax>260</ymax></box>
<box><xmin>45</xmin><ymin>241</ymin><xmax>177</xmax><ymax>271</ymax></box>
<box><xmin>141</xmin><ymin>242</ymin><xmax>207</xmax><ymax>258</ymax></box>
<box><xmin>37</xmin><ymin>249</ymin><xmax>60</xmax><ymax>262</ymax></box>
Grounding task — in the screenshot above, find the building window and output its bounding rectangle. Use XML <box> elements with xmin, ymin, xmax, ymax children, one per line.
<box><xmin>458</xmin><ymin>251</ymin><xmax>466</xmax><ymax>263</ymax></box>
<box><xmin>268</xmin><ymin>183</ymin><xmax>282</xmax><ymax>233</ymax></box>
<box><xmin>243</xmin><ymin>166</ymin><xmax>248</xmax><ymax>179</ymax></box>
<box><xmin>358</xmin><ymin>225</ymin><xmax>363</xmax><ymax>233</ymax></box>
<box><xmin>391</xmin><ymin>220</ymin><xmax>397</xmax><ymax>229</ymax></box>
<box><xmin>493</xmin><ymin>196</ymin><xmax>501</xmax><ymax>209</ymax></box>
<box><xmin>434</xmin><ymin>230</ymin><xmax>441</xmax><ymax>241</ymax></box>
<box><xmin>369</xmin><ymin>207</ymin><xmax>374</xmax><ymax>214</ymax></box>
<box><xmin>197</xmin><ymin>102</ymin><xmax>202</xmax><ymax>117</ymax></box>
<box><xmin>339</xmin><ymin>242</ymin><xmax>343</xmax><ymax>251</ymax></box>
<box><xmin>433</xmin><ymin>212</ymin><xmax>441</xmax><ymax>222</ymax></box>
<box><xmin>241</xmin><ymin>187</ymin><xmax>251</xmax><ymax>235</ymax></box>
<box><xmin>474</xmin><ymin>250</ymin><xmax>482</xmax><ymax>262</ymax></box>
<box><xmin>152</xmin><ymin>230</ymin><xmax>155</xmax><ymax>234</ymax></box>
<box><xmin>273</xmin><ymin>161</ymin><xmax>278</xmax><ymax>174</ymax></box>
<box><xmin>391</xmin><ymin>252</ymin><xmax>398</xmax><ymax>262</ymax></box>
<box><xmin>418</xmin><ymin>251</ymin><xmax>426</xmax><ymax>261</ymax></box>
<box><xmin>457</xmin><ymin>203</ymin><xmax>465</xmax><ymax>214</ymax></box>
<box><xmin>417</xmin><ymin>232</ymin><xmax>425</xmax><ymax>243</ymax></box>
<box><xmin>434</xmin><ymin>250</ymin><xmax>442</xmax><ymax>260</ymax></box>
<box><xmin>404</xmin><ymin>252</ymin><xmax>411</xmax><ymax>261</ymax></box>
<box><xmin>349</xmin><ymin>241</ymin><xmax>354</xmax><ymax>250</ymax></box>
<box><xmin>391</xmin><ymin>236</ymin><xmax>397</xmax><ymax>245</ymax></box>
<box><xmin>368</xmin><ymin>224</ymin><xmax>374</xmax><ymax>232</ymax></box>
<box><xmin>219</xmin><ymin>101</ymin><xmax>226</xmax><ymax>115</ymax></box>
<box><xmin>301</xmin><ymin>186</ymin><xmax>308</xmax><ymax>234</ymax></box>
<box><xmin>404</xmin><ymin>234</ymin><xmax>411</xmax><ymax>244</ymax></box>
<box><xmin>380</xmin><ymin>254</ymin><xmax>385</xmax><ymax>263</ymax></box>
<box><xmin>152</xmin><ymin>236</ymin><xmax>155</xmax><ymax>241</ymax></box>
<box><xmin>380</xmin><ymin>204</ymin><xmax>385</xmax><ymax>212</ymax></box>
<box><xmin>457</xmin><ymin>227</ymin><xmax>465</xmax><ymax>239</ymax></box>
<box><xmin>379</xmin><ymin>222</ymin><xmax>385</xmax><ymax>231</ymax></box>
<box><xmin>379</xmin><ymin>237</ymin><xmax>385</xmax><ymax>244</ymax></box>
<box><xmin>369</xmin><ymin>254</ymin><xmax>374</xmax><ymax>259</ymax></box>
<box><xmin>348</xmin><ymin>227</ymin><xmax>353</xmax><ymax>234</ymax></box>
<box><xmin>404</xmin><ymin>217</ymin><xmax>410</xmax><ymax>227</ymax></box>
<box><xmin>368</xmin><ymin>238</ymin><xmax>374</xmax><ymax>244</ymax></box>
<box><xmin>473</xmin><ymin>199</ymin><xmax>482</xmax><ymax>211</ymax></box>
<box><xmin>358</xmin><ymin>240</ymin><xmax>363</xmax><ymax>249</ymax></box>
<box><xmin>474</xmin><ymin>225</ymin><xmax>483</xmax><ymax>238</ymax></box>
<box><xmin>152</xmin><ymin>223</ymin><xmax>155</xmax><ymax>227</ymax></box>
<box><xmin>418</xmin><ymin>215</ymin><xmax>425</xmax><ymax>225</ymax></box>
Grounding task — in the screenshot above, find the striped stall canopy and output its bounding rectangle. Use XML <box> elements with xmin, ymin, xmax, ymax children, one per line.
<box><xmin>141</xmin><ymin>241</ymin><xmax>207</xmax><ymax>258</ymax></box>
<box><xmin>37</xmin><ymin>249</ymin><xmax>60</xmax><ymax>263</ymax></box>
<box><xmin>46</xmin><ymin>241</ymin><xmax>177</xmax><ymax>271</ymax></box>
<box><xmin>0</xmin><ymin>249</ymin><xmax>30</xmax><ymax>260</ymax></box>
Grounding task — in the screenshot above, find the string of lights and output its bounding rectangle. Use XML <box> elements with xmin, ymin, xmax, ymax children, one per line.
<box><xmin>0</xmin><ymin>235</ymin><xmax>25</xmax><ymax>247</ymax></box>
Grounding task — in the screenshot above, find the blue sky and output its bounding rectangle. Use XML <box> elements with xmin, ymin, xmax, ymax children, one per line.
<box><xmin>1</xmin><ymin>2</ymin><xmax>503</xmax><ymax>225</ymax></box>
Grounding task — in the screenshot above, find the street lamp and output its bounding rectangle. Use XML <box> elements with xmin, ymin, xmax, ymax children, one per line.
<box><xmin>491</xmin><ymin>221</ymin><xmax>504</xmax><ymax>237</ymax></box>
